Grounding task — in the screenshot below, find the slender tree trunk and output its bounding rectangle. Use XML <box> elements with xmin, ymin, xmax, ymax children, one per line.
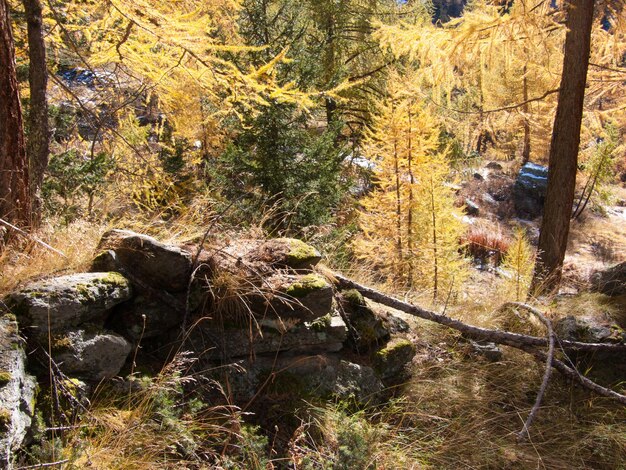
<box><xmin>429</xmin><ymin>176</ymin><xmax>438</xmax><ymax>300</ymax></box>
<box><xmin>531</xmin><ymin>0</ymin><xmax>594</xmax><ymax>294</ymax></box>
<box><xmin>0</xmin><ymin>0</ymin><xmax>31</xmax><ymax>228</ymax></box>
<box><xmin>521</xmin><ymin>65</ymin><xmax>531</xmax><ymax>164</ymax></box>
<box><xmin>23</xmin><ymin>0</ymin><xmax>49</xmax><ymax>227</ymax></box>
<box><xmin>393</xmin><ymin>137</ymin><xmax>403</xmax><ymax>279</ymax></box>
<box><xmin>406</xmin><ymin>108</ymin><xmax>414</xmax><ymax>286</ymax></box>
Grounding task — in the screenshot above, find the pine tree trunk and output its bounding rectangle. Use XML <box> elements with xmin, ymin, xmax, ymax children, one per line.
<box><xmin>24</xmin><ymin>0</ymin><xmax>49</xmax><ymax>227</ymax></box>
<box><xmin>531</xmin><ymin>0</ymin><xmax>594</xmax><ymax>294</ymax></box>
<box><xmin>0</xmin><ymin>0</ymin><xmax>31</xmax><ymax>228</ymax></box>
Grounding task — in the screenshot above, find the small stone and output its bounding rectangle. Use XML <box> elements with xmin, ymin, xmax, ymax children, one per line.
<box><xmin>464</xmin><ymin>199</ymin><xmax>480</xmax><ymax>216</ymax></box>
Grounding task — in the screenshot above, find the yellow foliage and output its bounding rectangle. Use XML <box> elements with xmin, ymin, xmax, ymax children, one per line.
<box><xmin>354</xmin><ymin>71</ymin><xmax>467</xmax><ymax>299</ymax></box>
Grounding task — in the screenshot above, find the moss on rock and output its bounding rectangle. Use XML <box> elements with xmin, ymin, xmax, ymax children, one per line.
<box><xmin>0</xmin><ymin>371</ymin><xmax>12</xmax><ymax>386</ymax></box>
<box><xmin>285</xmin><ymin>274</ymin><xmax>329</xmax><ymax>298</ymax></box>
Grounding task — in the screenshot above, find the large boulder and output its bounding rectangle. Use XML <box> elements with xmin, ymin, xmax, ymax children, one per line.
<box><xmin>6</xmin><ymin>272</ymin><xmax>131</xmax><ymax>336</ymax></box>
<box><xmin>0</xmin><ymin>315</ymin><xmax>37</xmax><ymax>467</ymax></box>
<box><xmin>95</xmin><ymin>229</ymin><xmax>192</xmax><ymax>292</ymax></box>
<box><xmin>513</xmin><ymin>162</ymin><xmax>548</xmax><ymax>219</ymax></box>
<box><xmin>590</xmin><ymin>262</ymin><xmax>626</xmax><ymax>296</ymax></box>
<box><xmin>187</xmin><ymin>315</ymin><xmax>347</xmax><ymax>359</ymax></box>
<box><xmin>52</xmin><ymin>328</ymin><xmax>132</xmax><ymax>381</ymax></box>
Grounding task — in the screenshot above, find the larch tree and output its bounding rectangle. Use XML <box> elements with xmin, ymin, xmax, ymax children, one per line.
<box><xmin>531</xmin><ymin>0</ymin><xmax>595</xmax><ymax>294</ymax></box>
<box><xmin>354</xmin><ymin>72</ymin><xmax>467</xmax><ymax>299</ymax></box>
<box><xmin>0</xmin><ymin>0</ymin><xmax>31</xmax><ymax>228</ymax></box>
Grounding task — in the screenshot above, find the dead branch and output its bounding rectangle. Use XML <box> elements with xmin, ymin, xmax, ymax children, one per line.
<box><xmin>332</xmin><ymin>272</ymin><xmax>626</xmax><ymax>354</ymax></box>
<box><xmin>506</xmin><ymin>302</ymin><xmax>556</xmax><ymax>441</ymax></box>
<box><xmin>331</xmin><ymin>272</ymin><xmax>626</xmax><ymax>405</ymax></box>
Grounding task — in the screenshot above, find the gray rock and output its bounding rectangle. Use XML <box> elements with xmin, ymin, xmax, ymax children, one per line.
<box><xmin>464</xmin><ymin>199</ymin><xmax>480</xmax><ymax>216</ymax></box>
<box><xmin>245</xmin><ymin>238</ymin><xmax>322</xmax><ymax>271</ymax></box>
<box><xmin>187</xmin><ymin>315</ymin><xmax>347</xmax><ymax>359</ymax></box>
<box><xmin>333</xmin><ymin>360</ymin><xmax>384</xmax><ymax>403</ymax></box>
<box><xmin>96</xmin><ymin>229</ymin><xmax>192</xmax><ymax>292</ymax></box>
<box><xmin>339</xmin><ymin>289</ymin><xmax>390</xmax><ymax>350</ymax></box>
<box><xmin>0</xmin><ymin>315</ymin><xmax>36</xmax><ymax>467</ymax></box>
<box><xmin>590</xmin><ymin>262</ymin><xmax>626</xmax><ymax>296</ymax></box>
<box><xmin>6</xmin><ymin>272</ymin><xmax>131</xmax><ymax>335</ymax></box>
<box><xmin>53</xmin><ymin>328</ymin><xmax>132</xmax><ymax>381</ymax></box>
<box><xmin>249</xmin><ymin>273</ymin><xmax>334</xmax><ymax>322</ymax></box>
<box><xmin>210</xmin><ymin>354</ymin><xmax>383</xmax><ymax>404</ymax></box>
<box><xmin>373</xmin><ymin>338</ymin><xmax>417</xmax><ymax>380</ymax></box>
<box><xmin>109</xmin><ymin>295</ymin><xmax>184</xmax><ymax>340</ymax></box>
<box><xmin>513</xmin><ymin>162</ymin><xmax>548</xmax><ymax>219</ymax></box>
<box><xmin>467</xmin><ymin>340</ymin><xmax>503</xmax><ymax>362</ymax></box>
<box><xmin>554</xmin><ymin>315</ymin><xmax>625</xmax><ymax>344</ymax></box>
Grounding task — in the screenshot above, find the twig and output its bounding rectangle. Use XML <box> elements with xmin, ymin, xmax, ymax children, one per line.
<box><xmin>16</xmin><ymin>460</ymin><xmax>69</xmax><ymax>469</ymax></box>
<box><xmin>0</xmin><ymin>218</ymin><xmax>67</xmax><ymax>258</ymax></box>
<box><xmin>505</xmin><ymin>303</ymin><xmax>555</xmax><ymax>441</ymax></box>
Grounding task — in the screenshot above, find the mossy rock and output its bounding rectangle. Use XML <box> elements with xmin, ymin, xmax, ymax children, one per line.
<box><xmin>341</xmin><ymin>289</ymin><xmax>366</xmax><ymax>307</ymax></box>
<box><xmin>285</xmin><ymin>274</ymin><xmax>329</xmax><ymax>298</ymax></box>
<box><xmin>373</xmin><ymin>338</ymin><xmax>416</xmax><ymax>381</ymax></box>
<box><xmin>248</xmin><ymin>238</ymin><xmax>322</xmax><ymax>270</ymax></box>
<box><xmin>0</xmin><ymin>371</ymin><xmax>12</xmax><ymax>386</ymax></box>
<box><xmin>0</xmin><ymin>408</ymin><xmax>11</xmax><ymax>432</ymax></box>
<box><xmin>5</xmin><ymin>272</ymin><xmax>132</xmax><ymax>335</ymax></box>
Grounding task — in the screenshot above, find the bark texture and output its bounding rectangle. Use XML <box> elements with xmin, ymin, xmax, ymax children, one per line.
<box><xmin>532</xmin><ymin>0</ymin><xmax>594</xmax><ymax>293</ymax></box>
<box><xmin>0</xmin><ymin>0</ymin><xmax>30</xmax><ymax>227</ymax></box>
<box><xmin>24</xmin><ymin>0</ymin><xmax>49</xmax><ymax>227</ymax></box>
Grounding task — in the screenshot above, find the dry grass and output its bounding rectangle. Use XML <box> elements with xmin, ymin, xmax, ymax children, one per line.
<box><xmin>462</xmin><ymin>222</ymin><xmax>511</xmax><ymax>267</ymax></box>
<box><xmin>0</xmin><ymin>219</ymin><xmax>107</xmax><ymax>295</ymax></box>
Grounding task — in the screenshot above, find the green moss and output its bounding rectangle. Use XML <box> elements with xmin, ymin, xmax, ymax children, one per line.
<box><xmin>310</xmin><ymin>313</ymin><xmax>332</xmax><ymax>332</ymax></box>
<box><xmin>278</xmin><ymin>238</ymin><xmax>321</xmax><ymax>267</ymax></box>
<box><xmin>51</xmin><ymin>334</ymin><xmax>73</xmax><ymax>353</ymax></box>
<box><xmin>0</xmin><ymin>371</ymin><xmax>12</xmax><ymax>386</ymax></box>
<box><xmin>342</xmin><ymin>289</ymin><xmax>365</xmax><ymax>307</ymax></box>
<box><xmin>99</xmin><ymin>272</ymin><xmax>129</xmax><ymax>288</ymax></box>
<box><xmin>0</xmin><ymin>408</ymin><xmax>11</xmax><ymax>432</ymax></box>
<box><xmin>285</xmin><ymin>274</ymin><xmax>328</xmax><ymax>298</ymax></box>
<box><xmin>2</xmin><ymin>313</ymin><xmax>17</xmax><ymax>322</ymax></box>
<box><xmin>375</xmin><ymin>339</ymin><xmax>414</xmax><ymax>361</ymax></box>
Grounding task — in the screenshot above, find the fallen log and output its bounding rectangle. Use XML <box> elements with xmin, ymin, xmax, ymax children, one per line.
<box><xmin>331</xmin><ymin>272</ymin><xmax>626</xmax><ymax>354</ymax></box>
<box><xmin>330</xmin><ymin>271</ymin><xmax>626</xmax><ymax>405</ymax></box>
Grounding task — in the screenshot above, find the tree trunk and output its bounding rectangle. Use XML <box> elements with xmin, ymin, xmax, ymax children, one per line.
<box><xmin>531</xmin><ymin>0</ymin><xmax>594</xmax><ymax>294</ymax></box>
<box><xmin>23</xmin><ymin>0</ymin><xmax>49</xmax><ymax>227</ymax></box>
<box><xmin>0</xmin><ymin>0</ymin><xmax>31</xmax><ymax>228</ymax></box>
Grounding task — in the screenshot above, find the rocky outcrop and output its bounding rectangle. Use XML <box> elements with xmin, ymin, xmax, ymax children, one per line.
<box><xmin>590</xmin><ymin>262</ymin><xmax>626</xmax><ymax>296</ymax></box>
<box><xmin>0</xmin><ymin>315</ymin><xmax>36</xmax><ymax>468</ymax></box>
<box><xmin>513</xmin><ymin>162</ymin><xmax>548</xmax><ymax>219</ymax></box>
<box><xmin>1</xmin><ymin>231</ymin><xmax>417</xmax><ymax>461</ymax></box>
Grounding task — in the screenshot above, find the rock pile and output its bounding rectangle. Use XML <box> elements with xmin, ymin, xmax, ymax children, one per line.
<box><xmin>0</xmin><ymin>230</ymin><xmax>417</xmax><ymax>461</ymax></box>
